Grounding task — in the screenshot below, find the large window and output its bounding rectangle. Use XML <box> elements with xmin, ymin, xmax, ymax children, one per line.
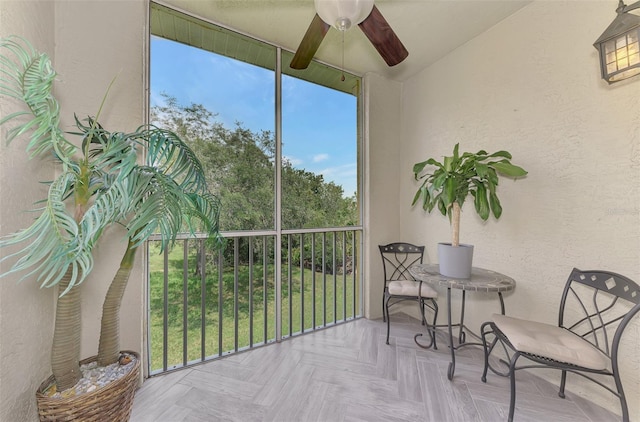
<box><xmin>148</xmin><ymin>3</ymin><xmax>362</xmax><ymax>373</ymax></box>
<box><xmin>281</xmin><ymin>75</ymin><xmax>358</xmax><ymax>229</ymax></box>
<box><xmin>150</xmin><ymin>3</ymin><xmax>360</xmax><ymax>231</ymax></box>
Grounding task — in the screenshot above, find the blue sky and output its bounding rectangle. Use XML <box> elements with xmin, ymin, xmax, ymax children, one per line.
<box><xmin>150</xmin><ymin>37</ymin><xmax>358</xmax><ymax>197</ymax></box>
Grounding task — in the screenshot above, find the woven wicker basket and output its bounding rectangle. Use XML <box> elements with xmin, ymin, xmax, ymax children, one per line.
<box><xmin>36</xmin><ymin>351</ymin><xmax>140</xmax><ymax>422</ymax></box>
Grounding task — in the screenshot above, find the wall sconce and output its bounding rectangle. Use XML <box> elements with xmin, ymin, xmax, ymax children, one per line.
<box><xmin>594</xmin><ymin>0</ymin><xmax>640</xmax><ymax>83</ymax></box>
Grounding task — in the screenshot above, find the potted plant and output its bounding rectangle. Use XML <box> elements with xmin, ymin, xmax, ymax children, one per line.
<box><xmin>0</xmin><ymin>36</ymin><xmax>221</xmax><ymax>420</ymax></box>
<box><xmin>412</xmin><ymin>143</ymin><xmax>527</xmax><ymax>278</ymax></box>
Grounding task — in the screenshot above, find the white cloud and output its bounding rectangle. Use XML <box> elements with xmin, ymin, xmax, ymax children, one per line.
<box><xmin>320</xmin><ymin>163</ymin><xmax>356</xmax><ymax>178</ymax></box>
<box><xmin>319</xmin><ymin>163</ymin><xmax>358</xmax><ymax>197</ymax></box>
<box><xmin>313</xmin><ymin>153</ymin><xmax>330</xmax><ymax>163</ymax></box>
<box><xmin>283</xmin><ymin>155</ymin><xmax>303</xmax><ymax>166</ymax></box>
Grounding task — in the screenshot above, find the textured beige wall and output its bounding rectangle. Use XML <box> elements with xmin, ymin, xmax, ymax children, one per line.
<box><xmin>363</xmin><ymin>73</ymin><xmax>403</xmax><ymax>320</ymax></box>
<box><xmin>0</xmin><ymin>2</ymin><xmax>57</xmax><ymax>421</ymax></box>
<box><xmin>0</xmin><ymin>1</ymin><xmax>147</xmax><ymax>420</ymax></box>
<box><xmin>400</xmin><ymin>1</ymin><xmax>640</xmax><ymax>419</ymax></box>
<box><xmin>2</xmin><ymin>0</ymin><xmax>638</xmax><ymax>420</ymax></box>
<box><xmin>53</xmin><ymin>0</ymin><xmax>147</xmax><ymax>365</ymax></box>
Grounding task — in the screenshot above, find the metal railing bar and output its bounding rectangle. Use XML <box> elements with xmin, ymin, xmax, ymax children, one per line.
<box><xmin>272</xmin><ymin>240</ymin><xmax>278</xmax><ymax>342</ymax></box>
<box><xmin>351</xmin><ymin>230</ymin><xmax>364</xmax><ymax>318</ymax></box>
<box><xmin>300</xmin><ymin>233</ymin><xmax>305</xmax><ymax>333</ymax></box>
<box><xmin>234</xmin><ymin>237</ymin><xmax>239</xmax><ymax>353</ymax></box>
<box><xmin>148</xmin><ymin>225</ymin><xmax>364</xmax><ymax>241</ymax></box>
<box><xmin>322</xmin><ymin>232</ymin><xmax>327</xmax><ymax>327</ymax></box>
<box><xmin>249</xmin><ymin>237</ymin><xmax>254</xmax><ymax>348</ymax></box>
<box><xmin>337</xmin><ymin>235</ymin><xmax>341</xmax><ymax>320</ymax></box>
<box><xmin>262</xmin><ymin>236</ymin><xmax>268</xmax><ymax>344</ymax></box>
<box><xmin>200</xmin><ymin>238</ymin><xmax>206</xmax><ymax>361</ymax></box>
<box><xmin>287</xmin><ymin>234</ymin><xmax>292</xmax><ymax>337</ymax></box>
<box><xmin>163</xmin><ymin>246</ymin><xmax>169</xmax><ymax>372</ymax></box>
<box><xmin>282</xmin><ymin>226</ymin><xmax>363</xmax><ymax>235</ymax></box>
<box><xmin>342</xmin><ymin>231</ymin><xmax>347</xmax><ymax>322</ymax></box>
<box><xmin>333</xmin><ymin>232</ymin><xmax>337</xmax><ymax>322</ymax></box>
<box><xmin>218</xmin><ymin>250</ymin><xmax>224</xmax><ymax>357</ymax></box>
<box><xmin>311</xmin><ymin>232</ymin><xmax>316</xmax><ymax>330</ymax></box>
<box><xmin>311</xmin><ymin>234</ymin><xmax>327</xmax><ymax>326</ymax></box>
<box><xmin>182</xmin><ymin>240</ymin><xmax>188</xmax><ymax>366</ymax></box>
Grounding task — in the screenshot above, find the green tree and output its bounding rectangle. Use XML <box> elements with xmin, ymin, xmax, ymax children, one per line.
<box><xmin>151</xmin><ymin>94</ymin><xmax>358</xmax><ymax>268</ymax></box>
<box><xmin>152</xmin><ymin>93</ymin><xmax>275</xmax><ymax>231</ymax></box>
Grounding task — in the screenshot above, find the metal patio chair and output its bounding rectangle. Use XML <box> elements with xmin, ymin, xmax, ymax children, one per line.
<box><xmin>379</xmin><ymin>242</ymin><xmax>438</xmax><ymax>346</ymax></box>
<box><xmin>480</xmin><ymin>268</ymin><xmax>640</xmax><ymax>422</ymax></box>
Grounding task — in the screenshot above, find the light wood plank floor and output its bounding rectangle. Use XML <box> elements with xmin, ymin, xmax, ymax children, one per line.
<box><xmin>130</xmin><ymin>313</ymin><xmax>620</xmax><ymax>422</ymax></box>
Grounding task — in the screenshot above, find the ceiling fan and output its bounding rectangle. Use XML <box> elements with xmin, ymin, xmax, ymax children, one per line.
<box><xmin>290</xmin><ymin>0</ymin><xmax>409</xmax><ymax>70</ymax></box>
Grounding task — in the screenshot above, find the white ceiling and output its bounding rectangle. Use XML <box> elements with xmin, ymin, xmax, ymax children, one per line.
<box><xmin>159</xmin><ymin>0</ymin><xmax>532</xmax><ymax>82</ymax></box>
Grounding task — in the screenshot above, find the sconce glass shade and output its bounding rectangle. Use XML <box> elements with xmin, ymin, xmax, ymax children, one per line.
<box><xmin>594</xmin><ymin>5</ymin><xmax>640</xmax><ymax>83</ymax></box>
<box><xmin>314</xmin><ymin>0</ymin><xmax>374</xmax><ymax>31</ymax></box>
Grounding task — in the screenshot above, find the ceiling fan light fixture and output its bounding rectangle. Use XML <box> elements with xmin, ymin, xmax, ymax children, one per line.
<box><xmin>314</xmin><ymin>0</ymin><xmax>375</xmax><ymax>31</ymax></box>
<box><xmin>291</xmin><ymin>0</ymin><xmax>408</xmax><ymax>70</ymax></box>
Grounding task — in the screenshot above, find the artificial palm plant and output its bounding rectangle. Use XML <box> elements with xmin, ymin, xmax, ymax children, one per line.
<box><xmin>0</xmin><ymin>35</ymin><xmax>221</xmax><ymax>395</ymax></box>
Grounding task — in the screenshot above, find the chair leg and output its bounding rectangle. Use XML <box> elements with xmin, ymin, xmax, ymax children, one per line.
<box><xmin>430</xmin><ymin>299</ymin><xmax>438</xmax><ymax>350</ymax></box>
<box><xmin>384</xmin><ymin>295</ymin><xmax>391</xmax><ymax>345</ymax></box>
<box><xmin>613</xmin><ymin>367</ymin><xmax>630</xmax><ymax>422</ymax></box>
<box><xmin>558</xmin><ymin>370</ymin><xmax>566</xmax><ymax>399</ymax></box>
<box><xmin>382</xmin><ymin>288</ymin><xmax>387</xmax><ymax>322</ymax></box>
<box><xmin>507</xmin><ymin>353</ymin><xmax>521</xmax><ymax>422</ymax></box>
<box><xmin>480</xmin><ymin>321</ymin><xmax>493</xmax><ymax>383</ymax></box>
<box><xmin>416</xmin><ymin>298</ymin><xmax>438</xmax><ymax>349</ymax></box>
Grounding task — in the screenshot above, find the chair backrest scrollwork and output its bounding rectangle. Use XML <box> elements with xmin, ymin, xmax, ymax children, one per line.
<box><xmin>559</xmin><ymin>268</ymin><xmax>640</xmax><ymax>359</ymax></box>
<box><xmin>379</xmin><ymin>242</ymin><xmax>425</xmax><ymax>284</ymax></box>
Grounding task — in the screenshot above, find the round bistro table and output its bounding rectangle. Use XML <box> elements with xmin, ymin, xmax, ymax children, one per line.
<box><xmin>409</xmin><ymin>264</ymin><xmax>516</xmax><ymax>380</ymax></box>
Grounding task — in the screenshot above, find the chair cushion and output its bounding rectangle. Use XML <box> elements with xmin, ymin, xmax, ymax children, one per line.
<box><xmin>492</xmin><ymin>313</ymin><xmax>609</xmax><ymax>371</ymax></box>
<box><xmin>388</xmin><ymin>280</ymin><xmax>438</xmax><ymax>298</ymax></box>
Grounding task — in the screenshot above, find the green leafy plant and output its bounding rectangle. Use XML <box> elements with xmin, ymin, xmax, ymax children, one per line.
<box><xmin>412</xmin><ymin>143</ymin><xmax>527</xmax><ymax>247</ymax></box>
<box><xmin>0</xmin><ymin>36</ymin><xmax>221</xmax><ymax>392</ymax></box>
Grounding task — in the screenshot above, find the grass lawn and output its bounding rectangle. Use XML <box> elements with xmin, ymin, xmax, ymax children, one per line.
<box><xmin>148</xmin><ymin>240</ymin><xmax>360</xmax><ymax>372</ymax></box>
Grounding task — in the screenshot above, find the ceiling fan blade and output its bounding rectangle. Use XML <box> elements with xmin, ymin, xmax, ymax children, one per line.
<box><xmin>290</xmin><ymin>14</ymin><xmax>330</xmax><ymax>70</ymax></box>
<box><xmin>358</xmin><ymin>5</ymin><xmax>408</xmax><ymax>67</ymax></box>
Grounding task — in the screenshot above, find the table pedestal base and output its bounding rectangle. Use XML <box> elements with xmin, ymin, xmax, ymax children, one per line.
<box><xmin>414</xmin><ymin>289</ymin><xmax>506</xmax><ymax>380</ymax></box>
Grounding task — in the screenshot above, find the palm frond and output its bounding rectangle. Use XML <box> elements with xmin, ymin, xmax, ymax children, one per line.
<box><xmin>183</xmin><ymin>192</ymin><xmax>221</xmax><ymax>235</ymax></box>
<box><xmin>118</xmin><ymin>164</ymin><xmax>220</xmax><ymax>252</ymax></box>
<box><xmin>140</xmin><ymin>126</ymin><xmax>207</xmax><ymax>192</ymax></box>
<box><xmin>80</xmin><ymin>176</ymin><xmax>133</xmax><ymax>249</ymax></box>
<box><xmin>126</xmin><ymin>170</ymin><xmax>184</xmax><ymax>250</ymax></box>
<box><xmin>72</xmin><ymin>118</ymin><xmax>153</xmax><ymax>186</ymax></box>
<box><xmin>0</xmin><ymin>36</ymin><xmax>75</xmax><ymax>165</ymax></box>
<box><xmin>183</xmin><ymin>192</ymin><xmax>223</xmax><ymax>247</ymax></box>
<box><xmin>70</xmin><ymin>115</ymin><xmax>110</xmax><ymax>152</ymax></box>
<box><xmin>90</xmin><ymin>131</ymin><xmax>139</xmax><ymax>176</ymax></box>
<box><xmin>0</xmin><ymin>36</ymin><xmax>223</xmax><ymax>291</ymax></box>
<box><xmin>0</xmin><ymin>171</ymin><xmax>93</xmax><ymax>291</ymax></box>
